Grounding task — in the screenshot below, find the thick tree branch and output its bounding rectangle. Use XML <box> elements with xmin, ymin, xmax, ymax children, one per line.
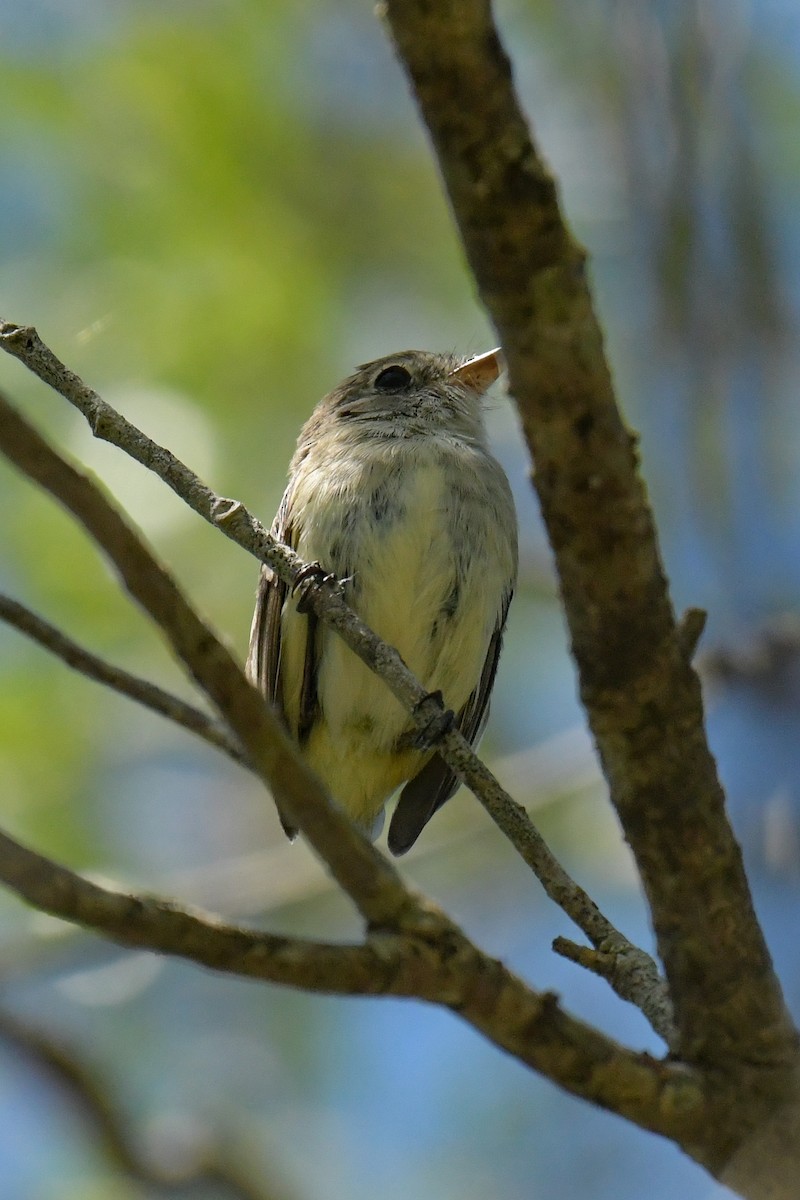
<box><xmin>0</xmin><ymin>323</ymin><xmax>670</xmax><ymax>1040</ymax></box>
<box><xmin>0</xmin><ymin>825</ymin><xmax>704</xmax><ymax>1145</ymax></box>
<box><xmin>381</xmin><ymin>0</ymin><xmax>795</xmax><ymax>1076</ymax></box>
<box><xmin>0</xmin><ymin>829</ymin><xmax>396</xmax><ymax>994</ymax></box>
<box><xmin>0</xmin><ymin>593</ymin><xmax>249</xmax><ymax>768</ymax></box>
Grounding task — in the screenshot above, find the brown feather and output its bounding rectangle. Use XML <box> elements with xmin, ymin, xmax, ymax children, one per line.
<box><xmin>246</xmin><ymin>492</ymin><xmax>319</xmax><ymax>839</ymax></box>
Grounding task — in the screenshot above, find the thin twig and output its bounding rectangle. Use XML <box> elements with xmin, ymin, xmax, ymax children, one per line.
<box><xmin>676</xmin><ymin>607</ymin><xmax>708</xmax><ymax>662</ymax></box>
<box><xmin>0</xmin><ymin>323</ymin><xmax>672</xmax><ymax>1040</ymax></box>
<box><xmin>0</xmin><ymin>593</ymin><xmax>249</xmax><ymax>768</ymax></box>
<box><xmin>553</xmin><ymin>936</ymin><xmax>675</xmax><ymax>1047</ymax></box>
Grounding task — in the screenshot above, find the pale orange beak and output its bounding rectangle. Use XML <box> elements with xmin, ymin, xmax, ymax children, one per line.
<box><xmin>448</xmin><ymin>348</ymin><xmax>504</xmax><ymax>392</ymax></box>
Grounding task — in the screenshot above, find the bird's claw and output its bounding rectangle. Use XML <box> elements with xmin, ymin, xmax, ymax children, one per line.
<box><xmin>411</xmin><ymin>690</ymin><xmax>455</xmax><ymax>750</ymax></box>
<box><xmin>292</xmin><ymin>561</ymin><xmax>339</xmax><ymax>613</ymax></box>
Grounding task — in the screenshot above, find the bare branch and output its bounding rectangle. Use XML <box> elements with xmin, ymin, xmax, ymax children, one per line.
<box><xmin>435</xmin><ymin>735</ymin><xmax>675</xmax><ymax>1041</ymax></box>
<box><xmin>676</xmin><ymin>607</ymin><xmax>708</xmax><ymax>662</ymax></box>
<box><xmin>0</xmin><ymin>593</ymin><xmax>249</xmax><ymax>768</ymax></box>
<box><xmin>0</xmin><ymin>325</ymin><xmax>667</xmax><ymax>1038</ymax></box>
<box><xmin>0</xmin><ymin>826</ymin><xmax>399</xmax><ymax>993</ymax></box>
<box><xmin>0</xmin><ymin>824</ymin><xmax>704</xmax><ymax>1143</ymax></box>
<box><xmin>381</xmin><ymin>0</ymin><xmax>794</xmax><ymax>1074</ymax></box>
<box><xmin>553</xmin><ymin>936</ymin><xmax>675</xmax><ymax>1048</ymax></box>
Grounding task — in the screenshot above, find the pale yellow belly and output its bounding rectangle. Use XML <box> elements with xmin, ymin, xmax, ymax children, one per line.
<box><xmin>278</xmin><ymin>446</ymin><xmax>509</xmax><ymax>827</ymax></box>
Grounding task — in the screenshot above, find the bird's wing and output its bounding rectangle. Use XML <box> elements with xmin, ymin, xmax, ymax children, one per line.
<box><xmin>246</xmin><ymin>489</ymin><xmax>292</xmax><ymax>708</ymax></box>
<box><xmin>246</xmin><ymin>489</ymin><xmax>319</xmax><ymax>838</ymax></box>
<box><xmin>387</xmin><ymin>589</ymin><xmax>514</xmax><ymax>856</ymax></box>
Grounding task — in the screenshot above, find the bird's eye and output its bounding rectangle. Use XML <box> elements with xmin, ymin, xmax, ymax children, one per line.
<box><xmin>374</xmin><ymin>365</ymin><xmax>412</xmax><ymax>392</ymax></box>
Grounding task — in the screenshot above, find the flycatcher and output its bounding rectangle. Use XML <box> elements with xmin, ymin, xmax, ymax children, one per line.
<box><xmin>247</xmin><ymin>348</ymin><xmax>518</xmax><ymax>854</ymax></box>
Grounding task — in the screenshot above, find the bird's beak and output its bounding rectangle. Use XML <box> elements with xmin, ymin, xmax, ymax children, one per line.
<box><xmin>449</xmin><ymin>348</ymin><xmax>505</xmax><ymax>392</ymax></box>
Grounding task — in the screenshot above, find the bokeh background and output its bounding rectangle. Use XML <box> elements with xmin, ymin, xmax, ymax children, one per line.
<box><xmin>1</xmin><ymin>1</ymin><xmax>799</xmax><ymax>1197</ymax></box>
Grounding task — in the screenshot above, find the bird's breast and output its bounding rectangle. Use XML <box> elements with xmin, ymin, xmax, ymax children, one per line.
<box><xmin>285</xmin><ymin>436</ymin><xmax>514</xmax><ymax>743</ymax></box>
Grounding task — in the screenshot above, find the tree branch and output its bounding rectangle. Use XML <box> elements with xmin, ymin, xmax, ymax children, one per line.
<box><xmin>0</xmin><ymin>324</ymin><xmax>669</xmax><ymax>1041</ymax></box>
<box><xmin>0</xmin><ymin>828</ymin><xmax>396</xmax><ymax>994</ymax></box>
<box><xmin>0</xmin><ymin>593</ymin><xmax>249</xmax><ymax>768</ymax></box>
<box><xmin>0</xmin><ymin>824</ymin><xmax>704</xmax><ymax>1145</ymax></box>
<box><xmin>381</xmin><ymin>0</ymin><xmax>795</xmax><ymax>1075</ymax></box>
<box><xmin>553</xmin><ymin>936</ymin><xmax>674</xmax><ymax>1047</ymax></box>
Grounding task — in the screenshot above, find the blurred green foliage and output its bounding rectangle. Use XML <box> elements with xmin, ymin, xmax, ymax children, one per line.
<box><xmin>0</xmin><ymin>0</ymin><xmax>499</xmax><ymax>870</ymax></box>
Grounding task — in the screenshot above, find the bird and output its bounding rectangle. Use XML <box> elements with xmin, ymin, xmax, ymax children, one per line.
<box><xmin>246</xmin><ymin>348</ymin><xmax>518</xmax><ymax>854</ymax></box>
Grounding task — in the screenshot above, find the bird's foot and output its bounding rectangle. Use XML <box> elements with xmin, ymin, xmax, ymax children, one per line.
<box><xmin>292</xmin><ymin>561</ymin><xmax>338</xmax><ymax>613</ymax></box>
<box><xmin>411</xmin><ymin>690</ymin><xmax>455</xmax><ymax>750</ymax></box>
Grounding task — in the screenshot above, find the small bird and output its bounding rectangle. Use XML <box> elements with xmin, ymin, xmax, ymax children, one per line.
<box><xmin>246</xmin><ymin>349</ymin><xmax>518</xmax><ymax>854</ymax></box>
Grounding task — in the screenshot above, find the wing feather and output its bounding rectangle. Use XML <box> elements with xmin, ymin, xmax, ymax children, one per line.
<box><xmin>387</xmin><ymin>589</ymin><xmax>514</xmax><ymax>856</ymax></box>
<box><xmin>246</xmin><ymin>489</ymin><xmax>319</xmax><ymax>838</ymax></box>
<box><xmin>246</xmin><ymin>489</ymin><xmax>292</xmax><ymax>706</ymax></box>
